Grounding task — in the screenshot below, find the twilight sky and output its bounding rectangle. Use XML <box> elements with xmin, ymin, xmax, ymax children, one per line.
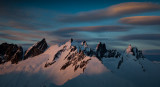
<box><xmin>0</xmin><ymin>0</ymin><xmax>160</xmax><ymax>55</ymax></box>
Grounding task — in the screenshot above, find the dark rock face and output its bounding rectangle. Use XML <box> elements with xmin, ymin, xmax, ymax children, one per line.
<box><xmin>96</xmin><ymin>42</ymin><xmax>107</xmax><ymax>59</ymax></box>
<box><xmin>96</xmin><ymin>42</ymin><xmax>121</xmax><ymax>59</ymax></box>
<box><xmin>81</xmin><ymin>41</ymin><xmax>88</xmax><ymax>47</ymax></box>
<box><xmin>85</xmin><ymin>48</ymin><xmax>95</xmax><ymax>57</ymax></box>
<box><xmin>24</xmin><ymin>38</ymin><xmax>48</xmax><ymax>59</ymax></box>
<box><xmin>4</xmin><ymin>44</ymin><xmax>19</xmax><ymax>61</ymax></box>
<box><xmin>0</xmin><ymin>43</ymin><xmax>10</xmax><ymax>55</ymax></box>
<box><xmin>0</xmin><ymin>38</ymin><xmax>48</xmax><ymax>64</ymax></box>
<box><xmin>105</xmin><ymin>49</ymin><xmax>121</xmax><ymax>58</ymax></box>
<box><xmin>11</xmin><ymin>46</ymin><xmax>23</xmax><ymax>64</ymax></box>
<box><xmin>0</xmin><ymin>55</ymin><xmax>3</xmax><ymax>64</ymax></box>
<box><xmin>61</xmin><ymin>49</ymin><xmax>90</xmax><ymax>71</ymax></box>
<box><xmin>79</xmin><ymin>41</ymin><xmax>95</xmax><ymax>57</ymax></box>
<box><xmin>70</xmin><ymin>38</ymin><xmax>73</xmax><ymax>43</ymax></box>
<box><xmin>0</xmin><ymin>43</ymin><xmax>23</xmax><ymax>64</ymax></box>
<box><xmin>117</xmin><ymin>57</ymin><xmax>123</xmax><ymax>69</ymax></box>
<box><xmin>131</xmin><ymin>47</ymin><xmax>144</xmax><ymax>59</ymax></box>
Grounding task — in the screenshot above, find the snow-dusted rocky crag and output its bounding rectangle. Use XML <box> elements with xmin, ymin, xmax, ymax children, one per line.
<box><xmin>0</xmin><ymin>38</ymin><xmax>48</xmax><ymax>64</ymax></box>
<box><xmin>0</xmin><ymin>43</ymin><xmax>23</xmax><ymax>64</ymax></box>
<box><xmin>24</xmin><ymin>38</ymin><xmax>48</xmax><ymax>59</ymax></box>
<box><xmin>0</xmin><ymin>38</ymin><xmax>160</xmax><ymax>87</ymax></box>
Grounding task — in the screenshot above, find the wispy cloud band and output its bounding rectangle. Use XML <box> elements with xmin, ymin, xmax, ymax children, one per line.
<box><xmin>58</xmin><ymin>2</ymin><xmax>160</xmax><ymax>22</ymax></box>
<box><xmin>119</xmin><ymin>16</ymin><xmax>160</xmax><ymax>25</ymax></box>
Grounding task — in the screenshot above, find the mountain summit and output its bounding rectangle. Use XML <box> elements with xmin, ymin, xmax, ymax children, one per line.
<box><xmin>126</xmin><ymin>44</ymin><xmax>144</xmax><ymax>59</ymax></box>
<box><xmin>24</xmin><ymin>38</ymin><xmax>48</xmax><ymax>59</ymax></box>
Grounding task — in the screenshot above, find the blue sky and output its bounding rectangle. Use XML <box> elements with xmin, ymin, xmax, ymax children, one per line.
<box><xmin>0</xmin><ymin>0</ymin><xmax>160</xmax><ymax>55</ymax></box>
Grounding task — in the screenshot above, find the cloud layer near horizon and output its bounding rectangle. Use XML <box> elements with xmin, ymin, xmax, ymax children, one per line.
<box><xmin>58</xmin><ymin>2</ymin><xmax>160</xmax><ymax>22</ymax></box>
<box><xmin>119</xmin><ymin>34</ymin><xmax>160</xmax><ymax>41</ymax></box>
<box><xmin>144</xmin><ymin>49</ymin><xmax>160</xmax><ymax>55</ymax></box>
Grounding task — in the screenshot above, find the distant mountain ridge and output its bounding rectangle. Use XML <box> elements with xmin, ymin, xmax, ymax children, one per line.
<box><xmin>0</xmin><ymin>38</ymin><xmax>160</xmax><ymax>87</ymax></box>
<box><xmin>0</xmin><ymin>38</ymin><xmax>144</xmax><ymax>64</ymax></box>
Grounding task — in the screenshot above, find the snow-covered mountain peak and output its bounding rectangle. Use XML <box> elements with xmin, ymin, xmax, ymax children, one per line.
<box><xmin>40</xmin><ymin>39</ymin><xmax>107</xmax><ymax>85</ymax></box>
<box><xmin>125</xmin><ymin>44</ymin><xmax>144</xmax><ymax>59</ymax></box>
<box><xmin>62</xmin><ymin>38</ymin><xmax>78</xmax><ymax>49</ymax></box>
<box><xmin>63</xmin><ymin>39</ymin><xmax>91</xmax><ymax>54</ymax></box>
<box><xmin>126</xmin><ymin>44</ymin><xmax>132</xmax><ymax>53</ymax></box>
<box><xmin>81</xmin><ymin>41</ymin><xmax>88</xmax><ymax>47</ymax></box>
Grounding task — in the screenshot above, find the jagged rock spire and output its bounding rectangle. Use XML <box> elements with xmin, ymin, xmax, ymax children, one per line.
<box><xmin>126</xmin><ymin>44</ymin><xmax>144</xmax><ymax>59</ymax></box>
<box><xmin>81</xmin><ymin>41</ymin><xmax>88</xmax><ymax>47</ymax></box>
<box><xmin>24</xmin><ymin>38</ymin><xmax>48</xmax><ymax>59</ymax></box>
<box><xmin>42</xmin><ymin>38</ymin><xmax>46</xmax><ymax>42</ymax></box>
<box><xmin>126</xmin><ymin>44</ymin><xmax>132</xmax><ymax>53</ymax></box>
<box><xmin>70</xmin><ymin>38</ymin><xmax>73</xmax><ymax>43</ymax></box>
<box><xmin>96</xmin><ymin>42</ymin><xmax>107</xmax><ymax>59</ymax></box>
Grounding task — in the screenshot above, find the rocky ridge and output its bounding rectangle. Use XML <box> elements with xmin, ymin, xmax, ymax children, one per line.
<box><xmin>0</xmin><ymin>38</ymin><xmax>144</xmax><ymax>67</ymax></box>
<box><xmin>0</xmin><ymin>38</ymin><xmax>48</xmax><ymax>64</ymax></box>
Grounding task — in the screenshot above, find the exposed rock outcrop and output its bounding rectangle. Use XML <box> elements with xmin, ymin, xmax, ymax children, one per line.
<box><xmin>24</xmin><ymin>38</ymin><xmax>48</xmax><ymax>59</ymax></box>
<box><xmin>45</xmin><ymin>39</ymin><xmax>91</xmax><ymax>72</ymax></box>
<box><xmin>0</xmin><ymin>43</ymin><xmax>23</xmax><ymax>64</ymax></box>
<box><xmin>105</xmin><ymin>49</ymin><xmax>121</xmax><ymax>58</ymax></box>
<box><xmin>96</xmin><ymin>42</ymin><xmax>107</xmax><ymax>59</ymax></box>
<box><xmin>11</xmin><ymin>46</ymin><xmax>23</xmax><ymax>64</ymax></box>
<box><xmin>96</xmin><ymin>42</ymin><xmax>121</xmax><ymax>59</ymax></box>
<box><xmin>131</xmin><ymin>47</ymin><xmax>144</xmax><ymax>59</ymax></box>
<box><xmin>126</xmin><ymin>44</ymin><xmax>144</xmax><ymax>59</ymax></box>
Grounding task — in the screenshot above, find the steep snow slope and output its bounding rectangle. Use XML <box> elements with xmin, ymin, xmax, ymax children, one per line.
<box><xmin>102</xmin><ymin>52</ymin><xmax>160</xmax><ymax>87</ymax></box>
<box><xmin>0</xmin><ymin>40</ymin><xmax>107</xmax><ymax>87</ymax></box>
